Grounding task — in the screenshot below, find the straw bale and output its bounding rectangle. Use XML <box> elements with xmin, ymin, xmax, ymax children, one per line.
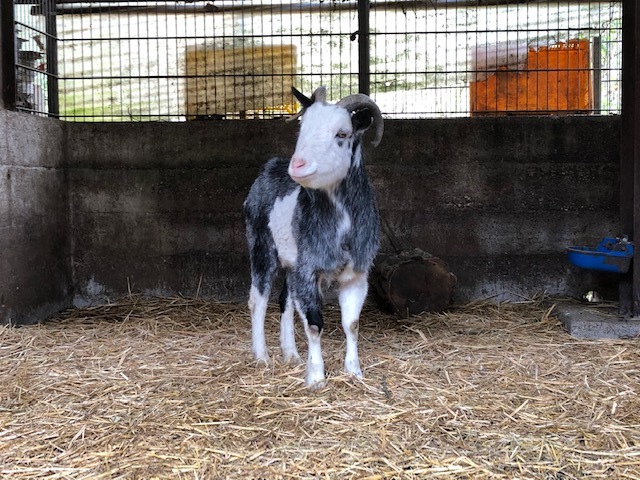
<box><xmin>1</xmin><ymin>296</ymin><xmax>640</xmax><ymax>479</ymax></box>
<box><xmin>184</xmin><ymin>44</ymin><xmax>296</xmax><ymax>118</ymax></box>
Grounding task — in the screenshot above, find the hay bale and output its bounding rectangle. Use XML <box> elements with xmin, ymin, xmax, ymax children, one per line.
<box><xmin>184</xmin><ymin>44</ymin><xmax>297</xmax><ymax>118</ymax></box>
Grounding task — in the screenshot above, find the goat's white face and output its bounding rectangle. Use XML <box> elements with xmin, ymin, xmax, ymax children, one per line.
<box><xmin>288</xmin><ymin>102</ymin><xmax>356</xmax><ymax>191</ymax></box>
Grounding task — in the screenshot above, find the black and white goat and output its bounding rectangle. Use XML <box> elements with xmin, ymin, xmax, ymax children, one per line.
<box><xmin>243</xmin><ymin>86</ymin><xmax>383</xmax><ymax>389</ymax></box>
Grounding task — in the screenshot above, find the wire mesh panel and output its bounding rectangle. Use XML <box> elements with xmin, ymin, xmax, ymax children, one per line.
<box><xmin>10</xmin><ymin>0</ymin><xmax>623</xmax><ymax>120</ymax></box>
<box><xmin>371</xmin><ymin>1</ymin><xmax>622</xmax><ymax>117</ymax></box>
<box><xmin>13</xmin><ymin>0</ymin><xmax>58</xmax><ymax>116</ymax></box>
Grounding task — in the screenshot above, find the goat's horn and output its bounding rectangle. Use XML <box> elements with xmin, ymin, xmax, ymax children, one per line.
<box><xmin>287</xmin><ymin>86</ymin><xmax>328</xmax><ymax>123</ymax></box>
<box><xmin>336</xmin><ymin>94</ymin><xmax>384</xmax><ymax>147</ymax></box>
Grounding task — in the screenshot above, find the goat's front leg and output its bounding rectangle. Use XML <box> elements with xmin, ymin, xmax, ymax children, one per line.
<box><xmin>338</xmin><ymin>272</ymin><xmax>368</xmax><ymax>379</ymax></box>
<box><xmin>298</xmin><ymin>305</ymin><xmax>325</xmax><ymax>389</ymax></box>
<box><xmin>292</xmin><ymin>272</ymin><xmax>325</xmax><ymax>389</ymax></box>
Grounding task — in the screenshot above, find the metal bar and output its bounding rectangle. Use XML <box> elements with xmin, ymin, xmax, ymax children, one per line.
<box><xmin>58</xmin><ymin>33</ymin><xmax>355</xmax><ymax>42</ymax></box>
<box><xmin>16</xmin><ymin>62</ymin><xmax>58</xmax><ymax>77</ymax></box>
<box><xmin>593</xmin><ymin>35</ymin><xmax>601</xmax><ymax>113</ymax></box>
<box><xmin>619</xmin><ymin>0</ymin><xmax>640</xmax><ymax>315</ymax></box>
<box><xmin>14</xmin><ymin>21</ymin><xmax>56</xmax><ymax>38</ymax></box>
<box><xmin>42</xmin><ymin>0</ymin><xmax>59</xmax><ymax>117</ymax></box>
<box><xmin>15</xmin><ymin>0</ymin><xmax>619</xmax><ymax>6</ymax></box>
<box><xmin>35</xmin><ymin>2</ymin><xmax>361</xmax><ymax>15</ymax></box>
<box><xmin>55</xmin><ymin>29</ymin><xmax>602</xmax><ymax>40</ymax></box>
<box><xmin>633</xmin><ymin>0</ymin><xmax>640</xmax><ymax>316</ymax></box>
<box><xmin>358</xmin><ymin>0</ymin><xmax>370</xmax><ymax>95</ymax></box>
<box><xmin>55</xmin><ymin>66</ymin><xmax>596</xmax><ymax>81</ymax></box>
<box><xmin>1</xmin><ymin>0</ymin><xmax>17</xmax><ymax>109</ymax></box>
<box><xmin>40</xmin><ymin>0</ymin><xmax>623</xmax><ymax>16</ymax></box>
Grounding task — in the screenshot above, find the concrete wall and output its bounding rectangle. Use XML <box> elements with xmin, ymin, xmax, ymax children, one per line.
<box><xmin>0</xmin><ymin>95</ymin><xmax>621</xmax><ymax>325</ymax></box>
<box><xmin>0</xmin><ymin>110</ymin><xmax>72</xmax><ymax>325</ymax></box>
<box><xmin>0</xmin><ymin>0</ymin><xmax>624</xmax><ymax>325</ymax></box>
<box><xmin>374</xmin><ymin>117</ymin><xmax>620</xmax><ymax>301</ymax></box>
<box><xmin>64</xmin><ymin>120</ymin><xmax>297</xmax><ymax>306</ymax></box>
<box><xmin>65</xmin><ymin>116</ymin><xmax>621</xmax><ymax>307</ymax></box>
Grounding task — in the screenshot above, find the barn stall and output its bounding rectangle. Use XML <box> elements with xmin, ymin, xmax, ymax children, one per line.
<box><xmin>2</xmin><ymin>296</ymin><xmax>640</xmax><ymax>478</ymax></box>
<box><xmin>3</xmin><ymin>0</ymin><xmax>640</xmax><ymax>478</ymax></box>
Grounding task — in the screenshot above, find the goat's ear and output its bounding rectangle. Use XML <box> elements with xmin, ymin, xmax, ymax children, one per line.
<box><xmin>292</xmin><ymin>87</ymin><xmax>313</xmax><ymax>109</ymax></box>
<box><xmin>310</xmin><ymin>86</ymin><xmax>327</xmax><ymax>103</ymax></box>
<box><xmin>351</xmin><ymin>108</ymin><xmax>374</xmax><ymax>134</ymax></box>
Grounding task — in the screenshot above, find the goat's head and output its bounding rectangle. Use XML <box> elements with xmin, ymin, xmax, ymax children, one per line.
<box><xmin>288</xmin><ymin>86</ymin><xmax>384</xmax><ymax>190</ymax></box>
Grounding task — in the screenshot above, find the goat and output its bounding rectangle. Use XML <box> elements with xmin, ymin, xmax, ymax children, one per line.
<box><xmin>243</xmin><ymin>86</ymin><xmax>383</xmax><ymax>389</ymax></box>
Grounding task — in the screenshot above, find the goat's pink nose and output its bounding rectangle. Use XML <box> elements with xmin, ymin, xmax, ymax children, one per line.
<box><xmin>291</xmin><ymin>157</ymin><xmax>306</xmax><ymax>169</ymax></box>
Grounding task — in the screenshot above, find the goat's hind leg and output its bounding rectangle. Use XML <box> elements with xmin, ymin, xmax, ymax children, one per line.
<box><xmin>249</xmin><ymin>282</ymin><xmax>271</xmax><ymax>364</ymax></box>
<box><xmin>279</xmin><ymin>276</ymin><xmax>302</xmax><ymax>364</ymax></box>
<box><xmin>248</xmin><ymin>240</ymin><xmax>278</xmax><ymax>364</ymax></box>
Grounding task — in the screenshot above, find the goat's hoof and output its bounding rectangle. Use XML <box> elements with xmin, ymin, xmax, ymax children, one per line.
<box><xmin>283</xmin><ymin>352</ymin><xmax>303</xmax><ymax>365</ymax></box>
<box><xmin>305</xmin><ymin>367</ymin><xmax>326</xmax><ymax>390</ymax></box>
<box><xmin>345</xmin><ymin>363</ymin><xmax>363</xmax><ymax>379</ymax></box>
<box><xmin>306</xmin><ymin>378</ymin><xmax>327</xmax><ymax>391</ymax></box>
<box><xmin>253</xmin><ymin>352</ymin><xmax>270</xmax><ymax>366</ymax></box>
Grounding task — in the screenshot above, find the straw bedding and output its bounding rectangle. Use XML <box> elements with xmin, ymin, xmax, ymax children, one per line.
<box><xmin>1</xmin><ymin>296</ymin><xmax>639</xmax><ymax>479</ymax></box>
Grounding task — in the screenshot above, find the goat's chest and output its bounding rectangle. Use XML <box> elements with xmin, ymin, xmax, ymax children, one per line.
<box><xmin>268</xmin><ymin>188</ymin><xmax>301</xmax><ymax>268</ymax></box>
<box><xmin>268</xmin><ymin>189</ymin><xmax>355</xmax><ymax>270</ymax></box>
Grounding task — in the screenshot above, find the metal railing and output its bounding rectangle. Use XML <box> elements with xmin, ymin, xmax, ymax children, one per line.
<box><xmin>8</xmin><ymin>0</ymin><xmax>623</xmax><ymax>120</ymax></box>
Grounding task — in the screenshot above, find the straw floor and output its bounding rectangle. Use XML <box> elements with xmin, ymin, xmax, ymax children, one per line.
<box><xmin>1</xmin><ymin>296</ymin><xmax>640</xmax><ymax>479</ymax></box>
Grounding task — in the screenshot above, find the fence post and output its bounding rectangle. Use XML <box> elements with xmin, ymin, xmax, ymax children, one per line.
<box><xmin>357</xmin><ymin>0</ymin><xmax>370</xmax><ymax>95</ymax></box>
<box><xmin>42</xmin><ymin>0</ymin><xmax>59</xmax><ymax>117</ymax></box>
<box><xmin>619</xmin><ymin>0</ymin><xmax>640</xmax><ymax>315</ymax></box>
<box><xmin>1</xmin><ymin>0</ymin><xmax>16</xmax><ymax>110</ymax></box>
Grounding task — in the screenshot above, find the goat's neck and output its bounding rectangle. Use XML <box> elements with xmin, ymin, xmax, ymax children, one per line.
<box><xmin>303</xmin><ymin>160</ymin><xmax>366</xmax><ymax>205</ymax></box>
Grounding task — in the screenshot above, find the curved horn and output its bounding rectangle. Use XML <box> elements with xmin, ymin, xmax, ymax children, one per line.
<box><xmin>336</xmin><ymin>93</ymin><xmax>384</xmax><ymax>147</ymax></box>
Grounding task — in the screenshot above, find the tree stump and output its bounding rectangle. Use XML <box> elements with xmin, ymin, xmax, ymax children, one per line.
<box><xmin>371</xmin><ymin>248</ymin><xmax>457</xmax><ymax>318</ymax></box>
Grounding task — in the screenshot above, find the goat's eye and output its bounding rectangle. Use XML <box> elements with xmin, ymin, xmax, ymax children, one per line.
<box><xmin>336</xmin><ymin>130</ymin><xmax>349</xmax><ymax>139</ymax></box>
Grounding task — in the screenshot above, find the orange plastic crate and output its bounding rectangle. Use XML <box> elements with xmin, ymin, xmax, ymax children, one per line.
<box><xmin>470</xmin><ymin>39</ymin><xmax>592</xmax><ymax>115</ymax></box>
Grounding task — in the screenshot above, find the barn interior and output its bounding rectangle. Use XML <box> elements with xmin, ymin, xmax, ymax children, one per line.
<box><xmin>1</xmin><ymin>1</ymin><xmax>632</xmax><ymax>326</ymax></box>
<box><xmin>2</xmin><ymin>1</ymin><xmax>640</xmax><ymax>477</ymax></box>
